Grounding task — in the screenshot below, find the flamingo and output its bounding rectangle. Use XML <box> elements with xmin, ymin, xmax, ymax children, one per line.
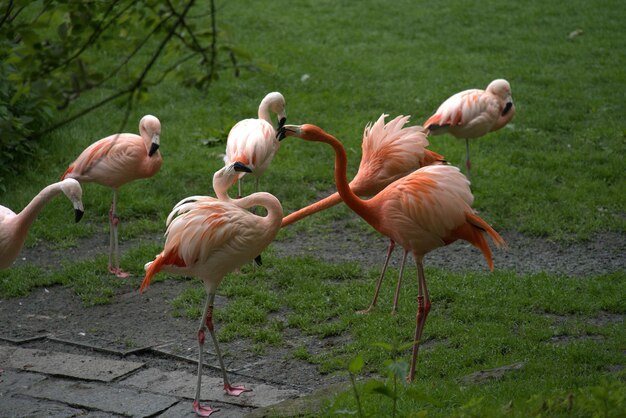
<box><xmin>423</xmin><ymin>79</ymin><xmax>515</xmax><ymax>181</ymax></box>
<box><xmin>61</xmin><ymin>115</ymin><xmax>162</xmax><ymax>277</ymax></box>
<box><xmin>139</xmin><ymin>162</ymin><xmax>283</xmax><ymax>417</ymax></box>
<box><xmin>282</xmin><ymin>123</ymin><xmax>505</xmax><ymax>382</ymax></box>
<box><xmin>223</xmin><ymin>92</ymin><xmax>287</xmax><ymax>197</ymax></box>
<box><xmin>1</xmin><ymin>178</ymin><xmax>84</xmax><ymax>270</ymax></box>
<box><xmin>282</xmin><ymin>114</ymin><xmax>445</xmax><ymax>304</ymax></box>
<box><xmin>282</xmin><ymin>114</ymin><xmax>445</xmax><ymax>227</ymax></box>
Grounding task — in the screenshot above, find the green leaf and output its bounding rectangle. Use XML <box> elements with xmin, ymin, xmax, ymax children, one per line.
<box><xmin>348</xmin><ymin>354</ymin><xmax>364</xmax><ymax>374</ymax></box>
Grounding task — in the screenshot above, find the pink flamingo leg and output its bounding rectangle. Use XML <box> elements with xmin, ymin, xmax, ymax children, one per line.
<box><xmin>108</xmin><ymin>190</ymin><xmax>129</xmax><ymax>278</ymax></box>
<box><xmin>408</xmin><ymin>260</ymin><xmax>431</xmax><ymax>383</ymax></box>
<box><xmin>391</xmin><ymin>250</ymin><xmax>409</xmax><ymax>315</ymax></box>
<box><xmin>194</xmin><ymin>294</ymin><xmax>250</xmax><ymax>416</ymax></box>
<box><xmin>358</xmin><ymin>240</ymin><xmax>395</xmax><ymax>314</ymax></box>
<box><xmin>193</xmin><ymin>294</ymin><xmax>219</xmax><ymax>416</ymax></box>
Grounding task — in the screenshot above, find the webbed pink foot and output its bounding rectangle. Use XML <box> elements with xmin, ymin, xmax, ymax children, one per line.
<box><xmin>224</xmin><ymin>383</ymin><xmax>251</xmax><ymax>396</ymax></box>
<box><xmin>193</xmin><ymin>400</ymin><xmax>218</xmax><ymax>416</ymax></box>
<box><xmin>108</xmin><ymin>266</ymin><xmax>130</xmax><ymax>278</ymax></box>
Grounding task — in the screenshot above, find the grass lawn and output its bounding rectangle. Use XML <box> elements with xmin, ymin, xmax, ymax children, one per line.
<box><xmin>1</xmin><ymin>0</ymin><xmax>624</xmax><ymax>416</ymax></box>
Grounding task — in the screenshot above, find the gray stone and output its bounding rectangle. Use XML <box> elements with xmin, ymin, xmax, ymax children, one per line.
<box><xmin>0</xmin><ymin>393</ymin><xmax>85</xmax><ymax>418</ymax></box>
<box><xmin>121</xmin><ymin>368</ymin><xmax>300</xmax><ymax>408</ymax></box>
<box><xmin>24</xmin><ymin>378</ymin><xmax>178</xmax><ymax>417</ymax></box>
<box><xmin>0</xmin><ymin>369</ymin><xmax>47</xmax><ymax>395</ymax></box>
<box><xmin>2</xmin><ymin>345</ymin><xmax>144</xmax><ymax>382</ymax></box>
<box><xmin>246</xmin><ymin>383</ymin><xmax>345</xmax><ymax>418</ymax></box>
<box><xmin>459</xmin><ymin>361</ymin><xmax>526</xmax><ymax>385</ymax></box>
<box><xmin>158</xmin><ymin>400</ymin><xmax>252</xmax><ymax>418</ymax></box>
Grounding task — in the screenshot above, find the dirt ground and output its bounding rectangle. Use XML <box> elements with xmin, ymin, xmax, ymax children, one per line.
<box><xmin>1</xmin><ymin>221</ymin><xmax>625</xmax><ymax>396</ymax></box>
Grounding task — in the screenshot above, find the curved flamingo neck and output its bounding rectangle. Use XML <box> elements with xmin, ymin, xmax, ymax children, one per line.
<box><xmin>281</xmin><ymin>192</ymin><xmax>343</xmax><ymax>227</ymax></box>
<box><xmin>257</xmin><ymin>100</ymin><xmax>273</xmax><ymax>124</ymax></box>
<box><xmin>15</xmin><ymin>183</ymin><xmax>62</xmax><ymax>235</ymax></box>
<box><xmin>299</xmin><ymin>125</ymin><xmax>376</xmax><ymax>226</ymax></box>
<box><xmin>238</xmin><ymin>192</ymin><xmax>283</xmax><ymax>230</ymax></box>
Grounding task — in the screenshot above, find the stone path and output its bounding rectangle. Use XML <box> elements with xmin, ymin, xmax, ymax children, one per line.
<box><xmin>0</xmin><ymin>340</ymin><xmax>305</xmax><ymax>417</ymax></box>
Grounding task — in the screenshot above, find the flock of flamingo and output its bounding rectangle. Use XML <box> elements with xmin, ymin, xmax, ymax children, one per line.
<box><xmin>0</xmin><ymin>79</ymin><xmax>515</xmax><ymax>416</ymax></box>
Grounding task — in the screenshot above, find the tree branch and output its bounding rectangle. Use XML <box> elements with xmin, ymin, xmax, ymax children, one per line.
<box><xmin>35</xmin><ymin>0</ymin><xmax>197</xmax><ymax>137</ymax></box>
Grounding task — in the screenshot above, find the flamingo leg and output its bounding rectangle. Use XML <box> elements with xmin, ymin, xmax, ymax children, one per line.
<box><xmin>465</xmin><ymin>138</ymin><xmax>472</xmax><ymax>182</ymax></box>
<box><xmin>200</xmin><ymin>293</ymin><xmax>251</xmax><ymax>400</ymax></box>
<box><xmin>237</xmin><ymin>178</ymin><xmax>242</xmax><ymax>199</ymax></box>
<box><xmin>408</xmin><ymin>260</ymin><xmax>431</xmax><ymax>383</ymax></box>
<box><xmin>357</xmin><ymin>240</ymin><xmax>395</xmax><ymax>315</ymax></box>
<box><xmin>193</xmin><ymin>294</ymin><xmax>219</xmax><ymax>416</ymax></box>
<box><xmin>108</xmin><ymin>190</ymin><xmax>129</xmax><ymax>278</ymax></box>
<box><xmin>391</xmin><ymin>250</ymin><xmax>409</xmax><ymax>315</ymax></box>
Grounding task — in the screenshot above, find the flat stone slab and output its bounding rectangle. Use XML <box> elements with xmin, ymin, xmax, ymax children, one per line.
<box><xmin>121</xmin><ymin>367</ymin><xmax>300</xmax><ymax>408</ymax></box>
<box><xmin>24</xmin><ymin>378</ymin><xmax>178</xmax><ymax>417</ymax></box>
<box><xmin>0</xmin><ymin>344</ymin><xmax>143</xmax><ymax>382</ymax></box>
<box><xmin>160</xmin><ymin>398</ymin><xmax>252</xmax><ymax>418</ymax></box>
<box><xmin>459</xmin><ymin>361</ymin><xmax>526</xmax><ymax>385</ymax></box>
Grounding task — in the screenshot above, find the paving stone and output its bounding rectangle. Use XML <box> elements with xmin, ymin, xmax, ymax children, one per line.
<box><xmin>1</xmin><ymin>344</ymin><xmax>144</xmax><ymax>382</ymax></box>
<box><xmin>24</xmin><ymin>378</ymin><xmax>178</xmax><ymax>417</ymax></box>
<box><xmin>158</xmin><ymin>399</ymin><xmax>252</xmax><ymax>418</ymax></box>
<box><xmin>246</xmin><ymin>383</ymin><xmax>345</xmax><ymax>418</ymax></box>
<box><xmin>0</xmin><ymin>369</ymin><xmax>47</xmax><ymax>395</ymax></box>
<box><xmin>121</xmin><ymin>368</ymin><xmax>300</xmax><ymax>408</ymax></box>
<box><xmin>0</xmin><ymin>393</ymin><xmax>86</xmax><ymax>418</ymax></box>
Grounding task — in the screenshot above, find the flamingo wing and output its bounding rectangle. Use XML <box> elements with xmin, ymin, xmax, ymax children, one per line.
<box><xmin>63</xmin><ymin>134</ymin><xmax>146</xmax><ymax>186</ymax></box>
<box><xmin>425</xmin><ymin>89</ymin><xmax>502</xmax><ymax>138</ymax></box>
<box><xmin>353</xmin><ymin>114</ymin><xmax>432</xmax><ymax>195</ymax></box>
<box><xmin>378</xmin><ymin>165</ymin><xmax>473</xmax><ymax>251</ymax></box>
<box><xmin>224</xmin><ymin>119</ymin><xmax>278</xmax><ymax>176</ymax></box>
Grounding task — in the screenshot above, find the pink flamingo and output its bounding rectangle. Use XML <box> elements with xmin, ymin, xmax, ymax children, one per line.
<box><xmin>61</xmin><ymin>115</ymin><xmax>162</xmax><ymax>277</ymax></box>
<box><xmin>140</xmin><ymin>162</ymin><xmax>283</xmax><ymax>416</ymax></box>
<box><xmin>1</xmin><ymin>179</ymin><xmax>84</xmax><ymax>270</ymax></box>
<box><xmin>423</xmin><ymin>79</ymin><xmax>515</xmax><ymax>180</ymax></box>
<box><xmin>282</xmin><ymin>123</ymin><xmax>505</xmax><ymax>382</ymax></box>
<box><xmin>282</xmin><ymin>114</ymin><xmax>444</xmax><ymax>227</ymax></box>
<box><xmin>224</xmin><ymin>92</ymin><xmax>286</xmax><ymax>197</ymax></box>
<box><xmin>282</xmin><ymin>114</ymin><xmax>444</xmax><ymax>313</ymax></box>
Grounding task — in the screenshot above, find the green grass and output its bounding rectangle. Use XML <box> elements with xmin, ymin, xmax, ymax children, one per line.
<box><xmin>0</xmin><ymin>0</ymin><xmax>624</xmax><ymax>244</ymax></box>
<box><xmin>1</xmin><ymin>0</ymin><xmax>624</xmax><ymax>415</ymax></box>
<box><xmin>161</xmin><ymin>253</ymin><xmax>624</xmax><ymax>416</ymax></box>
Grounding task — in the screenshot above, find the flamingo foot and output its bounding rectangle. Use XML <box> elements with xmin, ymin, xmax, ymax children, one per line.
<box><xmin>356</xmin><ymin>306</ymin><xmax>375</xmax><ymax>315</ymax></box>
<box><xmin>108</xmin><ymin>266</ymin><xmax>130</xmax><ymax>278</ymax></box>
<box><xmin>390</xmin><ymin>308</ymin><xmax>398</xmax><ymax>316</ymax></box>
<box><xmin>224</xmin><ymin>383</ymin><xmax>251</xmax><ymax>396</ymax></box>
<box><xmin>193</xmin><ymin>400</ymin><xmax>218</xmax><ymax>416</ymax></box>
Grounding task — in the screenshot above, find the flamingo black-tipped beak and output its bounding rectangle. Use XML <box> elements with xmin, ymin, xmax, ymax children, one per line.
<box><xmin>75</xmin><ymin>209</ymin><xmax>85</xmax><ymax>223</ymax></box>
<box><xmin>254</xmin><ymin>254</ymin><xmax>262</xmax><ymax>266</ymax></box>
<box><xmin>276</xmin><ymin>117</ymin><xmax>288</xmax><ymax>141</ymax></box>
<box><xmin>502</xmin><ymin>102</ymin><xmax>513</xmax><ymax>116</ymax></box>
<box><xmin>149</xmin><ymin>142</ymin><xmax>160</xmax><ymax>157</ymax></box>
<box><xmin>281</xmin><ymin>125</ymin><xmax>301</xmax><ymax>138</ymax></box>
<box><xmin>233</xmin><ymin>161</ymin><xmax>253</xmax><ymax>173</ymax></box>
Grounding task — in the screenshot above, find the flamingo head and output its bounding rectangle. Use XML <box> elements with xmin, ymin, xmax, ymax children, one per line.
<box><xmin>139</xmin><ymin>115</ymin><xmax>161</xmax><ymax>156</ymax></box>
<box><xmin>281</xmin><ymin>124</ymin><xmax>329</xmax><ymax>142</ymax></box>
<box><xmin>486</xmin><ymin>79</ymin><xmax>514</xmax><ymax>116</ymax></box>
<box><xmin>60</xmin><ymin>178</ymin><xmax>85</xmax><ymax>223</ymax></box>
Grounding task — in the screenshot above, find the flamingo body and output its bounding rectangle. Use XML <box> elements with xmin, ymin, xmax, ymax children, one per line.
<box><xmin>0</xmin><ymin>179</ymin><xmax>84</xmax><ymax>270</ymax></box>
<box><xmin>281</xmin><ymin>114</ymin><xmax>444</xmax><ymax>227</ymax></box>
<box><xmin>424</xmin><ymin>79</ymin><xmax>515</xmax><ymax>138</ymax></box>
<box><xmin>283</xmin><ymin>124</ymin><xmax>504</xmax><ymax>382</ymax></box>
<box><xmin>61</xmin><ymin>115</ymin><xmax>162</xmax><ymax>276</ymax></box>
<box><xmin>140</xmin><ymin>162</ymin><xmax>282</xmax><ymax>416</ymax></box>
<box><xmin>224</xmin><ymin>92</ymin><xmax>286</xmax><ymax>196</ymax></box>
<box><xmin>424</xmin><ymin>79</ymin><xmax>515</xmax><ymax>179</ymax></box>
